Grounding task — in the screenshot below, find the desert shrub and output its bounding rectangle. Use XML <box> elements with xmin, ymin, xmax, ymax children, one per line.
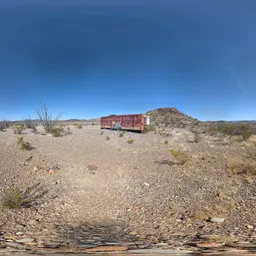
<box><xmin>74</xmin><ymin>123</ymin><xmax>82</xmax><ymax>129</ymax></box>
<box><xmin>50</xmin><ymin>127</ymin><xmax>64</xmax><ymax>137</ymax></box>
<box><xmin>17</xmin><ymin>137</ymin><xmax>33</xmax><ymax>150</ymax></box>
<box><xmin>24</xmin><ymin>116</ymin><xmax>34</xmax><ymax>129</ymax></box>
<box><xmin>127</xmin><ymin>139</ymin><xmax>134</xmax><ymax>144</ymax></box>
<box><xmin>170</xmin><ymin>149</ymin><xmax>189</xmax><ymax>165</ymax></box>
<box><xmin>101</xmin><ymin>131</ymin><xmax>104</xmax><ymax>135</ymax></box>
<box><xmin>164</xmin><ymin>140</ymin><xmax>169</xmax><ymax>145</ymax></box>
<box><xmin>13</xmin><ymin>125</ymin><xmax>25</xmax><ymax>134</ymax></box>
<box><xmin>194</xmin><ymin>133</ymin><xmax>201</xmax><ymax>143</ymax></box>
<box><xmin>36</xmin><ymin>100</ymin><xmax>63</xmax><ymax>133</ymax></box>
<box><xmin>0</xmin><ymin>118</ymin><xmax>9</xmax><ymax>131</ymax></box>
<box><xmin>106</xmin><ymin>136</ymin><xmax>110</xmax><ymax>140</ymax></box>
<box><xmin>2</xmin><ymin>188</ymin><xmax>30</xmax><ymax>209</ymax></box>
<box><xmin>217</xmin><ymin>124</ymin><xmax>237</xmax><ymax>135</ymax></box>
<box><xmin>145</xmin><ymin>125</ymin><xmax>155</xmax><ymax>133</ymax></box>
<box><xmin>63</xmin><ymin>127</ymin><xmax>72</xmax><ymax>136</ymax></box>
<box><xmin>30</xmin><ymin>125</ymin><xmax>38</xmax><ymax>134</ymax></box>
<box><xmin>227</xmin><ymin>158</ymin><xmax>256</xmax><ymax>176</ymax></box>
<box><xmin>91</xmin><ymin>122</ymin><xmax>95</xmax><ymax>126</ymax></box>
<box><xmin>240</xmin><ymin>125</ymin><xmax>253</xmax><ymax>140</ymax></box>
<box><xmin>119</xmin><ymin>132</ymin><xmax>125</xmax><ymax>137</ymax></box>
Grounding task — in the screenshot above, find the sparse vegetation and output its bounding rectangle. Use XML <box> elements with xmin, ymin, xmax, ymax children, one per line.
<box><xmin>227</xmin><ymin>158</ymin><xmax>256</xmax><ymax>176</ymax></box>
<box><xmin>35</xmin><ymin>100</ymin><xmax>63</xmax><ymax>133</ymax></box>
<box><xmin>119</xmin><ymin>132</ymin><xmax>125</xmax><ymax>137</ymax></box>
<box><xmin>17</xmin><ymin>137</ymin><xmax>33</xmax><ymax>150</ymax></box>
<box><xmin>106</xmin><ymin>136</ymin><xmax>110</xmax><ymax>140</ymax></box>
<box><xmin>13</xmin><ymin>124</ymin><xmax>25</xmax><ymax>134</ymax></box>
<box><xmin>74</xmin><ymin>123</ymin><xmax>83</xmax><ymax>129</ymax></box>
<box><xmin>127</xmin><ymin>139</ymin><xmax>134</xmax><ymax>144</ymax></box>
<box><xmin>241</xmin><ymin>125</ymin><xmax>253</xmax><ymax>140</ymax></box>
<box><xmin>170</xmin><ymin>149</ymin><xmax>189</xmax><ymax>165</ymax></box>
<box><xmin>194</xmin><ymin>133</ymin><xmax>201</xmax><ymax>143</ymax></box>
<box><xmin>145</xmin><ymin>125</ymin><xmax>155</xmax><ymax>133</ymax></box>
<box><xmin>101</xmin><ymin>131</ymin><xmax>104</xmax><ymax>135</ymax></box>
<box><xmin>2</xmin><ymin>188</ymin><xmax>30</xmax><ymax>209</ymax></box>
<box><xmin>0</xmin><ymin>118</ymin><xmax>8</xmax><ymax>131</ymax></box>
<box><xmin>164</xmin><ymin>140</ymin><xmax>169</xmax><ymax>144</ymax></box>
<box><xmin>50</xmin><ymin>127</ymin><xmax>64</xmax><ymax>137</ymax></box>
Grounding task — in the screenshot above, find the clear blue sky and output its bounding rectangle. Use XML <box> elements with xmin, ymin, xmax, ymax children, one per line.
<box><xmin>0</xmin><ymin>0</ymin><xmax>255</xmax><ymax>121</ymax></box>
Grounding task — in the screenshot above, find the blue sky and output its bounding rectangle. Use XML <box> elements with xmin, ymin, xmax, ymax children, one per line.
<box><xmin>0</xmin><ymin>0</ymin><xmax>255</xmax><ymax>121</ymax></box>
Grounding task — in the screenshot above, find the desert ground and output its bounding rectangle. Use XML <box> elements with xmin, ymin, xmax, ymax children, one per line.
<box><xmin>0</xmin><ymin>109</ymin><xmax>256</xmax><ymax>254</ymax></box>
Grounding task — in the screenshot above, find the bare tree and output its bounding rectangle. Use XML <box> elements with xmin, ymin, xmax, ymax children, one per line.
<box><xmin>35</xmin><ymin>101</ymin><xmax>63</xmax><ymax>133</ymax></box>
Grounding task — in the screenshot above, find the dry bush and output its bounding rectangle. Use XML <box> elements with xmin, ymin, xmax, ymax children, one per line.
<box><xmin>164</xmin><ymin>140</ymin><xmax>169</xmax><ymax>144</ymax></box>
<box><xmin>1</xmin><ymin>184</ymin><xmax>48</xmax><ymax>209</ymax></box>
<box><xmin>74</xmin><ymin>123</ymin><xmax>82</xmax><ymax>129</ymax></box>
<box><xmin>194</xmin><ymin>133</ymin><xmax>201</xmax><ymax>143</ymax></box>
<box><xmin>127</xmin><ymin>139</ymin><xmax>134</xmax><ymax>144</ymax></box>
<box><xmin>1</xmin><ymin>188</ymin><xmax>30</xmax><ymax>209</ymax></box>
<box><xmin>13</xmin><ymin>125</ymin><xmax>25</xmax><ymax>134</ymax></box>
<box><xmin>119</xmin><ymin>132</ymin><xmax>125</xmax><ymax>137</ymax></box>
<box><xmin>170</xmin><ymin>149</ymin><xmax>189</xmax><ymax>165</ymax></box>
<box><xmin>17</xmin><ymin>137</ymin><xmax>33</xmax><ymax>150</ymax></box>
<box><xmin>0</xmin><ymin>118</ymin><xmax>9</xmax><ymax>131</ymax></box>
<box><xmin>101</xmin><ymin>131</ymin><xmax>104</xmax><ymax>135</ymax></box>
<box><xmin>106</xmin><ymin>136</ymin><xmax>110</xmax><ymax>140</ymax></box>
<box><xmin>36</xmin><ymin>100</ymin><xmax>63</xmax><ymax>133</ymax></box>
<box><xmin>145</xmin><ymin>125</ymin><xmax>155</xmax><ymax>133</ymax></box>
<box><xmin>227</xmin><ymin>158</ymin><xmax>256</xmax><ymax>176</ymax></box>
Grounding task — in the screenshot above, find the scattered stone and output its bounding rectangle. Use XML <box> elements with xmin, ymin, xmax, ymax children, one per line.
<box><xmin>196</xmin><ymin>243</ymin><xmax>223</xmax><ymax>248</ymax></box>
<box><xmin>247</xmin><ymin>225</ymin><xmax>254</xmax><ymax>229</ymax></box>
<box><xmin>16</xmin><ymin>238</ymin><xmax>35</xmax><ymax>244</ymax></box>
<box><xmin>32</xmin><ymin>166</ymin><xmax>39</xmax><ymax>172</ymax></box>
<box><xmin>15</xmin><ymin>232</ymin><xmax>24</xmax><ymax>236</ymax></box>
<box><xmin>144</xmin><ymin>182</ymin><xmax>150</xmax><ymax>186</ymax></box>
<box><xmin>75</xmin><ymin>244</ymin><xmax>96</xmax><ymax>249</ymax></box>
<box><xmin>85</xmin><ymin>245</ymin><xmax>128</xmax><ymax>252</ymax></box>
<box><xmin>209</xmin><ymin>217</ymin><xmax>225</xmax><ymax>223</ymax></box>
<box><xmin>49</xmin><ymin>169</ymin><xmax>55</xmax><ymax>174</ymax></box>
<box><xmin>87</xmin><ymin>165</ymin><xmax>98</xmax><ymax>171</ymax></box>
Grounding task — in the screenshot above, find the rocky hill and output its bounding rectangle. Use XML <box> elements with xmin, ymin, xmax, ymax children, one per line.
<box><xmin>146</xmin><ymin>108</ymin><xmax>202</xmax><ymax>130</ymax></box>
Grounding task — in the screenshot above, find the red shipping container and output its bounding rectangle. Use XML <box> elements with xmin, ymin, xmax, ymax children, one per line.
<box><xmin>100</xmin><ymin>114</ymin><xmax>150</xmax><ymax>132</ymax></box>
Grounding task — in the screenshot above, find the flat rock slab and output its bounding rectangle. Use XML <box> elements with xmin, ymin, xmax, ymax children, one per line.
<box><xmin>15</xmin><ymin>238</ymin><xmax>35</xmax><ymax>244</ymax></box>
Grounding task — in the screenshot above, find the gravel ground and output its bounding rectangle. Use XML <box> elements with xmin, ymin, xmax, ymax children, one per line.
<box><xmin>0</xmin><ymin>125</ymin><xmax>255</xmax><ymax>252</ymax></box>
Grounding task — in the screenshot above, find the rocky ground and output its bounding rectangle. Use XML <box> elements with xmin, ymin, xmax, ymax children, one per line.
<box><xmin>0</xmin><ymin>118</ymin><xmax>256</xmax><ymax>254</ymax></box>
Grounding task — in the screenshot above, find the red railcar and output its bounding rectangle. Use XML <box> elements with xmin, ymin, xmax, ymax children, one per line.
<box><xmin>100</xmin><ymin>114</ymin><xmax>150</xmax><ymax>132</ymax></box>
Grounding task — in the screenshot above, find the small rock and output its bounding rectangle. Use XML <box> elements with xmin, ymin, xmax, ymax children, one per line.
<box><xmin>210</xmin><ymin>217</ymin><xmax>225</xmax><ymax>223</ymax></box>
<box><xmin>49</xmin><ymin>169</ymin><xmax>55</xmax><ymax>174</ymax></box>
<box><xmin>16</xmin><ymin>238</ymin><xmax>35</xmax><ymax>244</ymax></box>
<box><xmin>247</xmin><ymin>225</ymin><xmax>254</xmax><ymax>229</ymax></box>
<box><xmin>33</xmin><ymin>167</ymin><xmax>39</xmax><ymax>172</ymax></box>
<box><xmin>15</xmin><ymin>232</ymin><xmax>24</xmax><ymax>236</ymax></box>
<box><xmin>144</xmin><ymin>182</ymin><xmax>150</xmax><ymax>186</ymax></box>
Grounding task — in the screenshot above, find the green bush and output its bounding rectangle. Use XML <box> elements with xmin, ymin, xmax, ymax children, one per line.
<box><xmin>50</xmin><ymin>127</ymin><xmax>64</xmax><ymax>137</ymax></box>
<box><xmin>2</xmin><ymin>188</ymin><xmax>30</xmax><ymax>209</ymax></box>
<box><xmin>127</xmin><ymin>139</ymin><xmax>134</xmax><ymax>144</ymax></box>
<box><xmin>170</xmin><ymin>149</ymin><xmax>189</xmax><ymax>165</ymax></box>
<box><xmin>74</xmin><ymin>123</ymin><xmax>82</xmax><ymax>129</ymax></box>
<box><xmin>17</xmin><ymin>137</ymin><xmax>33</xmax><ymax>150</ymax></box>
<box><xmin>241</xmin><ymin>125</ymin><xmax>253</xmax><ymax>140</ymax></box>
